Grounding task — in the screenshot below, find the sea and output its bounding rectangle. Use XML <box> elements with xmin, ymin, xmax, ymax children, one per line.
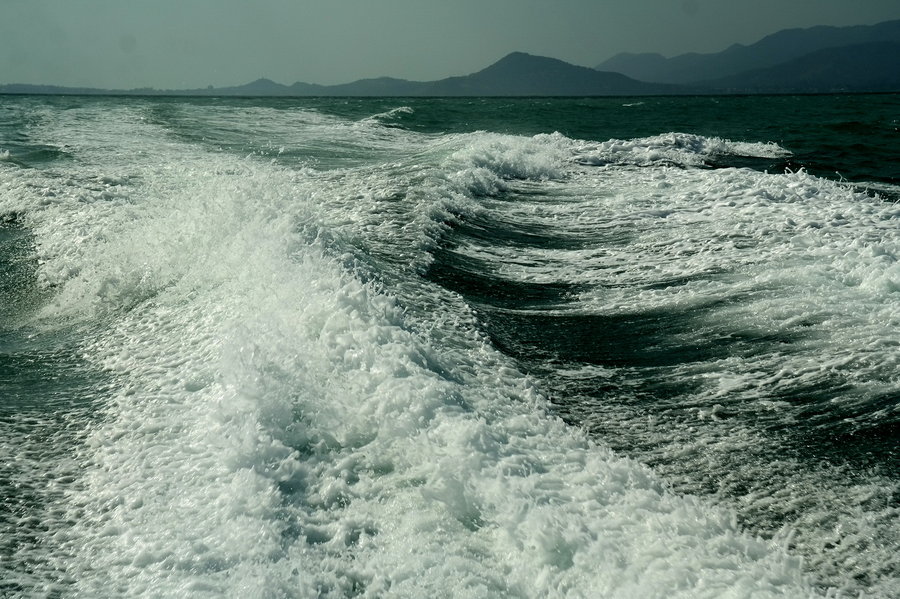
<box><xmin>0</xmin><ymin>93</ymin><xmax>897</xmax><ymax>598</ymax></box>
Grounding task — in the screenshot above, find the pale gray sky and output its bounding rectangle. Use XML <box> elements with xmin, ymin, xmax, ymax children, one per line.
<box><xmin>2</xmin><ymin>0</ymin><xmax>898</xmax><ymax>89</ymax></box>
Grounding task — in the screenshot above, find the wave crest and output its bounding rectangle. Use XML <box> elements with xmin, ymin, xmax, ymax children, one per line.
<box><xmin>574</xmin><ymin>132</ymin><xmax>791</xmax><ymax>167</ymax></box>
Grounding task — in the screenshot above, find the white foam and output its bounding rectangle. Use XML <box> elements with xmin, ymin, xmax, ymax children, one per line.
<box><xmin>1</xmin><ymin>102</ymin><xmax>827</xmax><ymax>597</ymax></box>
<box><xmin>443</xmin><ymin>161</ymin><xmax>900</xmax><ymax>597</ymax></box>
<box><xmin>362</xmin><ymin>105</ymin><xmax>415</xmax><ymax>125</ymax></box>
<box><xmin>573</xmin><ymin>132</ymin><xmax>790</xmax><ymax>167</ymax></box>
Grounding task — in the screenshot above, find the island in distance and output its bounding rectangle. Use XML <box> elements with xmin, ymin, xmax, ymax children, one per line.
<box><xmin>2</xmin><ymin>19</ymin><xmax>898</xmax><ymax>96</ymax></box>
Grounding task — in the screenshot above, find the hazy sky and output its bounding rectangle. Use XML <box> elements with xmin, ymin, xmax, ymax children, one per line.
<box><xmin>2</xmin><ymin>0</ymin><xmax>898</xmax><ymax>89</ymax></box>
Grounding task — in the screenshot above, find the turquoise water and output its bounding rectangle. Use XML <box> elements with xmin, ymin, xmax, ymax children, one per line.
<box><xmin>0</xmin><ymin>94</ymin><xmax>897</xmax><ymax>597</ymax></box>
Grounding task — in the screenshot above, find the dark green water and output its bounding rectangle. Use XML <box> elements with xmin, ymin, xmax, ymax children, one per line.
<box><xmin>231</xmin><ymin>94</ymin><xmax>900</xmax><ymax>187</ymax></box>
<box><xmin>69</xmin><ymin>93</ymin><xmax>900</xmax><ymax>188</ymax></box>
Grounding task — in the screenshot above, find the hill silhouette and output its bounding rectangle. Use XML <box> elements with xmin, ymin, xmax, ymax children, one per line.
<box><xmin>2</xmin><ymin>20</ymin><xmax>899</xmax><ymax>97</ymax></box>
<box><xmin>699</xmin><ymin>42</ymin><xmax>900</xmax><ymax>93</ymax></box>
<box><xmin>596</xmin><ymin>19</ymin><xmax>900</xmax><ymax>86</ymax></box>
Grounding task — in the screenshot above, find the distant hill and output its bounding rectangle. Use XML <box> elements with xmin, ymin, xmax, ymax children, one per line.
<box><xmin>0</xmin><ymin>52</ymin><xmax>674</xmax><ymax>97</ymax></box>
<box><xmin>596</xmin><ymin>19</ymin><xmax>900</xmax><ymax>85</ymax></box>
<box><xmin>700</xmin><ymin>42</ymin><xmax>900</xmax><ymax>93</ymax></box>
<box><xmin>295</xmin><ymin>53</ymin><xmax>675</xmax><ymax>96</ymax></box>
<box><xmin>0</xmin><ymin>83</ymin><xmax>111</xmax><ymax>95</ymax></box>
<box><xmin>213</xmin><ymin>78</ymin><xmax>326</xmax><ymax>95</ymax></box>
<box><xmin>418</xmin><ymin>52</ymin><xmax>675</xmax><ymax>96</ymax></box>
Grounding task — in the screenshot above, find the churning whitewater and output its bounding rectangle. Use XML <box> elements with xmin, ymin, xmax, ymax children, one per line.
<box><xmin>0</xmin><ymin>95</ymin><xmax>897</xmax><ymax>598</ymax></box>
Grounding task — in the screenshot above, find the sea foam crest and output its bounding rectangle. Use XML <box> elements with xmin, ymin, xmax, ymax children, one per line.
<box><xmin>362</xmin><ymin>106</ymin><xmax>415</xmax><ymax>127</ymax></box>
<box><xmin>573</xmin><ymin>132</ymin><xmax>790</xmax><ymax>167</ymax></box>
<box><xmin>444</xmin><ymin>132</ymin><xmax>569</xmax><ymax>195</ymax></box>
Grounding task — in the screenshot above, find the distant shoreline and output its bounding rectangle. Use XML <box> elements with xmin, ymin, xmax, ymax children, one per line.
<box><xmin>2</xmin><ymin>90</ymin><xmax>898</xmax><ymax>98</ymax></box>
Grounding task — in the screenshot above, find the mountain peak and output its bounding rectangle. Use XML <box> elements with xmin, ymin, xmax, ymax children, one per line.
<box><xmin>486</xmin><ymin>52</ymin><xmax>570</xmax><ymax>71</ymax></box>
<box><xmin>237</xmin><ymin>78</ymin><xmax>286</xmax><ymax>91</ymax></box>
<box><xmin>451</xmin><ymin>51</ymin><xmax>667</xmax><ymax>96</ymax></box>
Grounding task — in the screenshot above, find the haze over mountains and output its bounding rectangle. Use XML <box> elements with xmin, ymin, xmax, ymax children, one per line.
<box><xmin>218</xmin><ymin>53</ymin><xmax>677</xmax><ymax>97</ymax></box>
<box><xmin>596</xmin><ymin>19</ymin><xmax>900</xmax><ymax>92</ymax></box>
<box><xmin>2</xmin><ymin>19</ymin><xmax>898</xmax><ymax>96</ymax></box>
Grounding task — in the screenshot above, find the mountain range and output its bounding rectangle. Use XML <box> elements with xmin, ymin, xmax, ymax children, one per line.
<box><xmin>2</xmin><ymin>19</ymin><xmax>898</xmax><ymax>96</ymax></box>
<box><xmin>596</xmin><ymin>19</ymin><xmax>900</xmax><ymax>85</ymax></box>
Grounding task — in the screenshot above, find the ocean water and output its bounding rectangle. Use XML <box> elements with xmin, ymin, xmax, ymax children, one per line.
<box><xmin>0</xmin><ymin>93</ymin><xmax>897</xmax><ymax>598</ymax></box>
